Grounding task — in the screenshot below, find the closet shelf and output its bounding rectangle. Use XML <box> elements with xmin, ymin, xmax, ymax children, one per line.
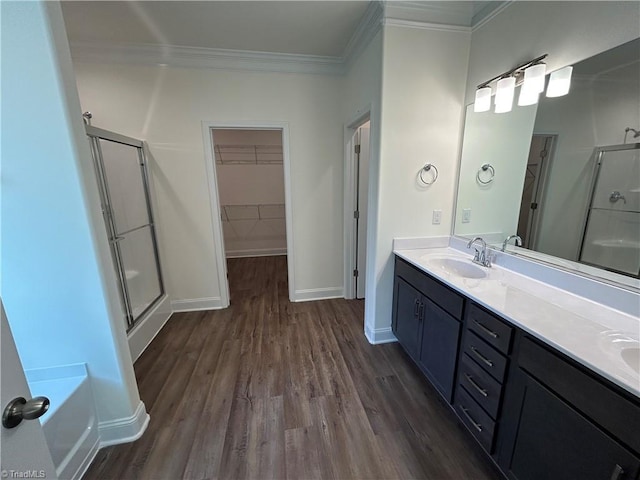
<box><xmin>215</xmin><ymin>144</ymin><xmax>283</xmax><ymax>165</ymax></box>
<box><xmin>221</xmin><ymin>203</ymin><xmax>285</xmax><ymax>221</ymax></box>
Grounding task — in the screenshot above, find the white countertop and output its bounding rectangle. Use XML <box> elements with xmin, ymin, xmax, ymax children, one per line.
<box><xmin>393</xmin><ymin>243</ymin><xmax>640</xmax><ymax>398</ymax></box>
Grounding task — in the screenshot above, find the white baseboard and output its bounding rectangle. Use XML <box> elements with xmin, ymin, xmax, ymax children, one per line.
<box><xmin>293</xmin><ymin>287</ymin><xmax>344</xmax><ymax>302</ymax></box>
<box><xmin>364</xmin><ymin>325</ymin><xmax>397</xmax><ymax>344</ymax></box>
<box><xmin>226</xmin><ymin>248</ymin><xmax>287</xmax><ymax>258</ymax></box>
<box><xmin>171</xmin><ymin>296</ymin><xmax>225</xmax><ymax>312</ymax></box>
<box><xmin>128</xmin><ymin>295</ymin><xmax>172</xmax><ymax>361</ymax></box>
<box><xmin>99</xmin><ymin>401</ymin><xmax>149</xmax><ymax>448</ymax></box>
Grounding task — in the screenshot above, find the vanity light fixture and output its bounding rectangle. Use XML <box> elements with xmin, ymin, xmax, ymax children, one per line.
<box><xmin>495</xmin><ymin>76</ymin><xmax>516</xmax><ymax>113</ymax></box>
<box><xmin>546</xmin><ymin>65</ymin><xmax>573</xmax><ymax>97</ymax></box>
<box><xmin>474</xmin><ymin>86</ymin><xmax>492</xmax><ymax>112</ymax></box>
<box><xmin>473</xmin><ymin>54</ymin><xmax>552</xmax><ymax>113</ymax></box>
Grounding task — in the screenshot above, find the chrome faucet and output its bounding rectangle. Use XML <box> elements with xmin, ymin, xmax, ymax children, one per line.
<box><xmin>502</xmin><ymin>234</ymin><xmax>523</xmax><ymax>252</ymax></box>
<box><xmin>467</xmin><ymin>237</ymin><xmax>492</xmax><ymax>267</ymax></box>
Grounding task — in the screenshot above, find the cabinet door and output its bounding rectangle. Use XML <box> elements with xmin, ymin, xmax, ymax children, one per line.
<box><xmin>392</xmin><ymin>277</ymin><xmax>422</xmax><ymax>359</ymax></box>
<box><xmin>418</xmin><ymin>298</ymin><xmax>461</xmax><ymax>402</ymax></box>
<box><xmin>507</xmin><ymin>373</ymin><xmax>640</xmax><ymax>480</ymax></box>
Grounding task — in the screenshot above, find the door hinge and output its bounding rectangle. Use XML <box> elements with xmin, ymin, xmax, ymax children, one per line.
<box><xmin>531</xmin><ymin>202</ymin><xmax>538</xmax><ymax>210</ymax></box>
<box><xmin>353</xmin><ymin>269</ymin><xmax>359</xmax><ymax>277</ymax></box>
<box><xmin>354</xmin><ymin>210</ymin><xmax>359</xmax><ymax>219</ymax></box>
<box><xmin>354</xmin><ymin>144</ymin><xmax>361</xmax><ymax>154</ymax></box>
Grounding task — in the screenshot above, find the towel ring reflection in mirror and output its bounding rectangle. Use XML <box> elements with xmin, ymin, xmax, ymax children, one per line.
<box><xmin>419</xmin><ymin>163</ymin><xmax>439</xmax><ymax>186</ymax></box>
<box><xmin>476</xmin><ymin>163</ymin><xmax>495</xmax><ymax>185</ymax></box>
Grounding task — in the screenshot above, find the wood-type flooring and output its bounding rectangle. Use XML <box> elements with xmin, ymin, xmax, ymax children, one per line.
<box><xmin>84</xmin><ymin>256</ymin><xmax>499</xmax><ymax>479</ymax></box>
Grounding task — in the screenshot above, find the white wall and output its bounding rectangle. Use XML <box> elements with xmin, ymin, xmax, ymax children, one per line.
<box><xmin>1</xmin><ymin>0</ymin><xmax>143</xmax><ymax>437</ymax></box>
<box><xmin>368</xmin><ymin>25</ymin><xmax>471</xmax><ymax>337</ymax></box>
<box><xmin>466</xmin><ymin>1</ymin><xmax>640</xmax><ymax>104</ymax></box>
<box><xmin>73</xmin><ymin>63</ymin><xmax>345</xmax><ymax>306</ymax></box>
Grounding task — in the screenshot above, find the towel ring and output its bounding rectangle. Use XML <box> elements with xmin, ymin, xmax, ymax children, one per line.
<box><xmin>476</xmin><ymin>163</ymin><xmax>495</xmax><ymax>185</ymax></box>
<box><xmin>419</xmin><ymin>163</ymin><xmax>439</xmax><ymax>186</ymax></box>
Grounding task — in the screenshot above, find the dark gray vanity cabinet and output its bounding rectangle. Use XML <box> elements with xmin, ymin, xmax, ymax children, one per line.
<box><xmin>392</xmin><ymin>257</ymin><xmax>463</xmax><ymax>402</ymax></box>
<box><xmin>391</xmin><ymin>254</ymin><xmax>640</xmax><ymax>480</ymax></box>
<box><xmin>498</xmin><ymin>336</ymin><xmax>640</xmax><ymax>480</ymax></box>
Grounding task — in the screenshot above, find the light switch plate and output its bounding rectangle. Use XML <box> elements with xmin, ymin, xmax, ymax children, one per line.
<box><xmin>462</xmin><ymin>208</ymin><xmax>471</xmax><ymax>223</ymax></box>
<box><xmin>432</xmin><ymin>209</ymin><xmax>442</xmax><ymax>225</ymax></box>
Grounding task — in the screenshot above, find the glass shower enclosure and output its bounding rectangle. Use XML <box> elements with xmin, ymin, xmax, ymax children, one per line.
<box><xmin>579</xmin><ymin>143</ymin><xmax>640</xmax><ymax>278</ymax></box>
<box><xmin>86</xmin><ymin>126</ymin><xmax>165</xmax><ymax>331</ymax></box>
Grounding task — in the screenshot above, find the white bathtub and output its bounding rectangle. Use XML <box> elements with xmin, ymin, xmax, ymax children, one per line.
<box><xmin>25</xmin><ymin>364</ymin><xmax>99</xmax><ymax>480</ymax></box>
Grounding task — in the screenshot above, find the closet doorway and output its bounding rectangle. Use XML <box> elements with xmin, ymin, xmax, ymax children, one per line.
<box><xmin>203</xmin><ymin>123</ymin><xmax>294</xmax><ymax>305</ymax></box>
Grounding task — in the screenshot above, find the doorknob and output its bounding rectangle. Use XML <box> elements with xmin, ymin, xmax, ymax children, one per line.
<box><xmin>2</xmin><ymin>396</ymin><xmax>50</xmax><ymax>429</ymax></box>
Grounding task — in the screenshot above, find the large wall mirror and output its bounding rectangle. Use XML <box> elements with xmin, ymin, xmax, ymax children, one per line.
<box><xmin>454</xmin><ymin>38</ymin><xmax>640</xmax><ymax>291</ymax></box>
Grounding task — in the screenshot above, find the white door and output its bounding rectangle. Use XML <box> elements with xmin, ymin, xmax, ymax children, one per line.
<box><xmin>0</xmin><ymin>300</ymin><xmax>57</xmax><ymax>478</ymax></box>
<box><xmin>355</xmin><ymin>123</ymin><xmax>370</xmax><ymax>299</ymax></box>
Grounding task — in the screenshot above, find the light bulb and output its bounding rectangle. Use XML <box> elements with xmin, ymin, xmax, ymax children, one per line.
<box><xmin>518</xmin><ymin>86</ymin><xmax>540</xmax><ymax>106</ymax></box>
<box><xmin>474</xmin><ymin>86</ymin><xmax>492</xmax><ymax>112</ymax></box>
<box><xmin>495</xmin><ymin>77</ymin><xmax>516</xmax><ymax>113</ymax></box>
<box><xmin>546</xmin><ymin>66</ymin><xmax>573</xmax><ymax>97</ymax></box>
<box><xmin>522</xmin><ymin>63</ymin><xmax>546</xmax><ymax>94</ymax></box>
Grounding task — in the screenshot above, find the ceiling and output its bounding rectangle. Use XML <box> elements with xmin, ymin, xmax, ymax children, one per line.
<box><xmin>61</xmin><ymin>1</ymin><xmax>506</xmax><ymax>59</ymax></box>
<box><xmin>61</xmin><ymin>1</ymin><xmax>371</xmax><ymax>57</ymax></box>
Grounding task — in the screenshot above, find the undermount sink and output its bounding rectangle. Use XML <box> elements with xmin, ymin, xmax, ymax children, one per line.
<box><xmin>424</xmin><ymin>257</ymin><xmax>487</xmax><ymax>279</ymax></box>
<box><xmin>599</xmin><ymin>331</ymin><xmax>640</xmax><ymax>374</ymax></box>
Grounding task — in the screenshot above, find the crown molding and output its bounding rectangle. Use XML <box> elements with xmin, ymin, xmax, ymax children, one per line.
<box><xmin>383</xmin><ymin>1</ymin><xmax>473</xmax><ymax>27</ymax></box>
<box><xmin>471</xmin><ymin>1</ymin><xmax>512</xmax><ymax>32</ymax></box>
<box><xmin>68</xmin><ymin>1</ymin><xmax>509</xmax><ymax>76</ymax></box>
<box><xmin>383</xmin><ymin>18</ymin><xmax>471</xmax><ymax>34</ymax></box>
<box><xmin>343</xmin><ymin>1</ymin><xmax>384</xmax><ymax>70</ymax></box>
<box><xmin>69</xmin><ymin>42</ymin><xmax>345</xmax><ymax>76</ymax></box>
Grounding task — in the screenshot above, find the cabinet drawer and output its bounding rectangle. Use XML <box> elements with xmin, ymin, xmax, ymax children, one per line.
<box><xmin>395</xmin><ymin>257</ymin><xmax>464</xmax><ymax>320</ymax></box>
<box><xmin>462</xmin><ymin>330</ymin><xmax>508</xmax><ymax>383</ymax></box>
<box><xmin>454</xmin><ymin>386</ymin><xmax>496</xmax><ymax>453</ymax></box>
<box><xmin>458</xmin><ymin>354</ymin><xmax>503</xmax><ymax>419</ymax></box>
<box><xmin>467</xmin><ymin>304</ymin><xmax>513</xmax><ymax>354</ymax></box>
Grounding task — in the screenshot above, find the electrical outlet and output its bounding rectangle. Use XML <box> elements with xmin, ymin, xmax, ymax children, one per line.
<box><xmin>462</xmin><ymin>208</ymin><xmax>471</xmax><ymax>223</ymax></box>
<box><xmin>432</xmin><ymin>209</ymin><xmax>442</xmax><ymax>225</ymax></box>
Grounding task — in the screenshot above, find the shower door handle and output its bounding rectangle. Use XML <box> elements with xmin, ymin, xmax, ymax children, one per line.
<box><xmin>609</xmin><ymin>191</ymin><xmax>626</xmax><ymax>204</ymax></box>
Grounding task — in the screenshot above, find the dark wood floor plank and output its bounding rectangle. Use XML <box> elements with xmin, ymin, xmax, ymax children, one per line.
<box><xmin>83</xmin><ymin>255</ymin><xmax>499</xmax><ymax>480</ymax></box>
<box><xmin>182</xmin><ymin>339</ymin><xmax>242</xmax><ymax>480</ymax></box>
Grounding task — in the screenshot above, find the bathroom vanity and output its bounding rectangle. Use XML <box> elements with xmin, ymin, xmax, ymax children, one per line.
<box><xmin>392</xmin><ymin>241</ymin><xmax>640</xmax><ymax>480</ymax></box>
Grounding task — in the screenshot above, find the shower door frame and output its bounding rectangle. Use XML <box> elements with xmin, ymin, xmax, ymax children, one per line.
<box><xmin>578</xmin><ymin>142</ymin><xmax>640</xmax><ymax>278</ymax></box>
<box><xmin>86</xmin><ymin>125</ymin><xmax>165</xmax><ymax>331</ymax></box>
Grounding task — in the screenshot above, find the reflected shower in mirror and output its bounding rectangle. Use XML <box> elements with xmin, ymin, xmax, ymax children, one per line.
<box><xmin>454</xmin><ymin>38</ymin><xmax>640</xmax><ymax>288</ymax></box>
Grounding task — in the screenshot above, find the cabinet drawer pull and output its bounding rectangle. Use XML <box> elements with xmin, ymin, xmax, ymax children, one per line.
<box><xmin>460</xmin><ymin>406</ymin><xmax>483</xmax><ymax>432</ymax></box>
<box><xmin>414</xmin><ymin>298</ymin><xmax>420</xmax><ymax>317</ymax></box>
<box><xmin>418</xmin><ymin>302</ymin><xmax>424</xmax><ymax>322</ymax></box>
<box><xmin>473</xmin><ymin>320</ymin><xmax>499</xmax><ymax>339</ymax></box>
<box><xmin>610</xmin><ymin>464</ymin><xmax>624</xmax><ymax>480</ymax></box>
<box><xmin>470</xmin><ymin>346</ymin><xmax>494</xmax><ymax>367</ymax></box>
<box><xmin>464</xmin><ymin>373</ymin><xmax>488</xmax><ymax>397</ymax></box>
